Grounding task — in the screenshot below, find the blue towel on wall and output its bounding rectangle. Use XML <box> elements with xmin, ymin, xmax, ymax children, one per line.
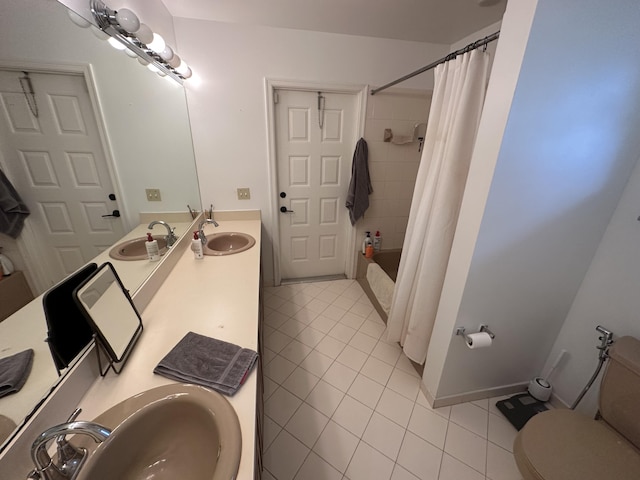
<box><xmin>345</xmin><ymin>138</ymin><xmax>373</xmax><ymax>225</ymax></box>
<box><xmin>0</xmin><ymin>169</ymin><xmax>29</xmax><ymax>238</ymax></box>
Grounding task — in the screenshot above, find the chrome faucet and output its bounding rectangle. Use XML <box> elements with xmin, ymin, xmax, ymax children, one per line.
<box><xmin>198</xmin><ymin>218</ymin><xmax>219</xmax><ymax>245</ymax></box>
<box><xmin>148</xmin><ymin>220</ymin><xmax>178</xmax><ymax>247</ymax></box>
<box><xmin>27</xmin><ymin>411</ymin><xmax>111</xmax><ymax>480</ymax></box>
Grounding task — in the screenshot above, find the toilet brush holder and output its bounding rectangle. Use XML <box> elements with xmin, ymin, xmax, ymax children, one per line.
<box><xmin>528</xmin><ymin>377</ymin><xmax>552</xmax><ymax>402</ymax></box>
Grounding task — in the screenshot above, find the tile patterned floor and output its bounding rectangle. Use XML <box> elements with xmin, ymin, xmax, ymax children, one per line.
<box><xmin>261</xmin><ymin>280</ymin><xmax>524</xmax><ymax>480</ymax></box>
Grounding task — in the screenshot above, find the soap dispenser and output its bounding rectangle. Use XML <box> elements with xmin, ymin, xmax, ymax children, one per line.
<box><xmin>192</xmin><ymin>231</ymin><xmax>204</xmax><ymax>259</ymax></box>
<box><xmin>362</xmin><ymin>231</ymin><xmax>372</xmax><ymax>255</ymax></box>
<box><xmin>145</xmin><ymin>232</ymin><xmax>160</xmax><ymax>262</ymax></box>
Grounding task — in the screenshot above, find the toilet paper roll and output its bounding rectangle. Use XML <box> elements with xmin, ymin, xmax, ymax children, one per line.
<box><xmin>465</xmin><ymin>332</ymin><xmax>492</xmax><ymax>349</ymax></box>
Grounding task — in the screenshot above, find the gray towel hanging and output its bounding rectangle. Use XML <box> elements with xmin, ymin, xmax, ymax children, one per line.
<box><xmin>345</xmin><ymin>138</ymin><xmax>373</xmax><ymax>225</ymax></box>
<box><xmin>0</xmin><ymin>169</ymin><xmax>30</xmax><ymax>238</ymax></box>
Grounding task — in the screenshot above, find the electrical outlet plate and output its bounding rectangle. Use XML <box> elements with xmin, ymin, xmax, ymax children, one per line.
<box><xmin>237</xmin><ymin>188</ymin><xmax>251</xmax><ymax>200</ymax></box>
<box><xmin>145</xmin><ymin>189</ymin><xmax>161</xmax><ymax>201</ymax></box>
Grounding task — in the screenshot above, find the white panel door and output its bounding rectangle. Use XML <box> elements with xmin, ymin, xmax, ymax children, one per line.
<box><xmin>0</xmin><ymin>70</ymin><xmax>125</xmax><ymax>286</ymax></box>
<box><xmin>275</xmin><ymin>89</ymin><xmax>357</xmax><ymax>280</ymax></box>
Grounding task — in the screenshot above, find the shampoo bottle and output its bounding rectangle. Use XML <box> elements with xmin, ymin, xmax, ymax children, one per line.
<box><xmin>145</xmin><ymin>232</ymin><xmax>160</xmax><ymax>261</ymax></box>
<box><xmin>192</xmin><ymin>231</ymin><xmax>204</xmax><ymax>259</ymax></box>
<box><xmin>373</xmin><ymin>231</ymin><xmax>382</xmax><ymax>252</ymax></box>
<box><xmin>362</xmin><ymin>231</ymin><xmax>372</xmax><ymax>255</ymax></box>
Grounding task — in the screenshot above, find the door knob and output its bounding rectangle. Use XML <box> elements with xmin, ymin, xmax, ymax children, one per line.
<box><xmin>280</xmin><ymin>192</ymin><xmax>287</xmax><ymax>198</ymax></box>
<box><xmin>102</xmin><ymin>210</ymin><xmax>121</xmax><ymax>218</ymax></box>
<box><xmin>280</xmin><ymin>206</ymin><xmax>294</xmax><ymax>213</ymax></box>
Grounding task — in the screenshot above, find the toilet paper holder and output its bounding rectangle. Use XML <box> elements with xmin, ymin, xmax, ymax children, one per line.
<box><xmin>456</xmin><ymin>324</ymin><xmax>495</xmax><ymax>342</ymax></box>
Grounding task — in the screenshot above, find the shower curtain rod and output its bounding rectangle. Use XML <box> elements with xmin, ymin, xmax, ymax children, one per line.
<box><xmin>370</xmin><ymin>31</ymin><xmax>500</xmax><ymax>95</ymax></box>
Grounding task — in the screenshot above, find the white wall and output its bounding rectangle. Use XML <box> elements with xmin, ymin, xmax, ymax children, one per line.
<box><xmin>425</xmin><ymin>0</ymin><xmax>640</xmax><ymax>402</ymax></box>
<box><xmin>173</xmin><ymin>19</ymin><xmax>450</xmax><ymax>284</ymax></box>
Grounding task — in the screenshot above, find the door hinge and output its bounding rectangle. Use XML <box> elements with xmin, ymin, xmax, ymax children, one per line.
<box><xmin>273</xmin><ymin>91</ymin><xmax>279</xmax><ymax>104</ymax></box>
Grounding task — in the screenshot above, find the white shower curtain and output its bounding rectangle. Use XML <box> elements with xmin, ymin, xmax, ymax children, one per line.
<box><xmin>386</xmin><ymin>50</ymin><xmax>490</xmax><ymax>364</ymax></box>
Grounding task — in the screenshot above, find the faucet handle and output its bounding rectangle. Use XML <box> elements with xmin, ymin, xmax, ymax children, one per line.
<box><xmin>55</xmin><ymin>409</ymin><xmax>86</xmax><ymax>475</ymax></box>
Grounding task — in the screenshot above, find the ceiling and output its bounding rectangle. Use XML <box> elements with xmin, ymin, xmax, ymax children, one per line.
<box><xmin>159</xmin><ymin>0</ymin><xmax>507</xmax><ymax>45</ymax></box>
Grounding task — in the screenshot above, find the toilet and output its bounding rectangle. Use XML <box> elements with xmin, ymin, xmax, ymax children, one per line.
<box><xmin>514</xmin><ymin>336</ymin><xmax>640</xmax><ymax>480</ymax></box>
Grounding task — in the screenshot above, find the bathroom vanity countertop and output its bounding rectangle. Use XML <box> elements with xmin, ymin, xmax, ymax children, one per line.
<box><xmin>0</xmin><ymin>218</ymin><xmax>197</xmax><ymax>428</ymax></box>
<box><xmin>74</xmin><ymin>213</ymin><xmax>262</xmax><ymax>480</ymax></box>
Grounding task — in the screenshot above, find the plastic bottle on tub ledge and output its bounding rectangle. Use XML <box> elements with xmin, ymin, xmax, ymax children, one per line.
<box><xmin>362</xmin><ymin>231</ymin><xmax>373</xmax><ymax>255</ymax></box>
<box><xmin>373</xmin><ymin>231</ymin><xmax>382</xmax><ymax>252</ymax></box>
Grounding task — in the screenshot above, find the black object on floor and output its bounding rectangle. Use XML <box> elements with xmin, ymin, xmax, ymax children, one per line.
<box><xmin>496</xmin><ymin>393</ymin><xmax>548</xmax><ymax>431</ymax></box>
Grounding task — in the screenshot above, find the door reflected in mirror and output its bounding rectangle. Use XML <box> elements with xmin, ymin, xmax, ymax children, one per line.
<box><xmin>74</xmin><ymin>262</ymin><xmax>143</xmax><ymax>373</ymax></box>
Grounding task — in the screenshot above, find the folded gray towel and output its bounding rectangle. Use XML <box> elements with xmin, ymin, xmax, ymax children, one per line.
<box><xmin>154</xmin><ymin>332</ymin><xmax>258</xmax><ymax>396</ymax></box>
<box><xmin>0</xmin><ymin>349</ymin><xmax>34</xmax><ymax>399</ymax></box>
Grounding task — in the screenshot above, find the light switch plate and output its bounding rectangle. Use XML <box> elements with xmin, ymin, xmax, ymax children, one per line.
<box><xmin>237</xmin><ymin>188</ymin><xmax>250</xmax><ymax>200</ymax></box>
<box><xmin>145</xmin><ymin>189</ymin><xmax>161</xmax><ymax>201</ymax></box>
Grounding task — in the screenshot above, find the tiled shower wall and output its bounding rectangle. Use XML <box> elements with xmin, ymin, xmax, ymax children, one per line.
<box><xmin>356</xmin><ymin>90</ymin><xmax>431</xmax><ymax>251</ymax></box>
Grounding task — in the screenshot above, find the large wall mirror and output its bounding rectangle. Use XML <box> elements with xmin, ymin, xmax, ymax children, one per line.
<box><xmin>0</xmin><ymin>0</ymin><xmax>200</xmax><ymax>452</ymax></box>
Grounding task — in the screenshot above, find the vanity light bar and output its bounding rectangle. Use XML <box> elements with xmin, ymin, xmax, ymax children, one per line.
<box><xmin>89</xmin><ymin>0</ymin><xmax>191</xmax><ymax>84</ymax></box>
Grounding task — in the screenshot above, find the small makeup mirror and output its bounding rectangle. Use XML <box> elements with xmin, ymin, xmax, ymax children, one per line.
<box><xmin>74</xmin><ymin>262</ymin><xmax>143</xmax><ymax>374</ymax></box>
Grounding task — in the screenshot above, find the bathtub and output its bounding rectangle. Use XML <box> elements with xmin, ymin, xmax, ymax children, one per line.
<box><xmin>356</xmin><ymin>249</ymin><xmax>401</xmax><ymax>323</ymax></box>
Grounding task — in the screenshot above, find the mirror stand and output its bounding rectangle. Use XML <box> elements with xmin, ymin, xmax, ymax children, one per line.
<box><xmin>92</xmin><ymin>331</ymin><xmax>140</xmax><ymax>376</ymax></box>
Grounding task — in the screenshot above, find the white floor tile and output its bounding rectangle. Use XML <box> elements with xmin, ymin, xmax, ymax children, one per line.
<box><xmin>371</xmin><ymin>341</ymin><xmax>402</xmax><ymax>366</ymax></box>
<box><xmin>359</xmin><ymin>320</ymin><xmax>386</xmax><ymax>339</ymax></box>
<box><xmin>346</xmin><ymin>441</ymin><xmax>395</xmax><ymax>480</ymax></box>
<box><xmin>315</xmin><ymin>335</ymin><xmax>347</xmax><ymax>359</ymax></box>
<box><xmin>264</xmin><ymin>355</ymin><xmax>297</xmax><ymax>384</ymax></box>
<box><xmin>305</xmin><ymin>298</ymin><xmax>330</xmax><ymax>314</ymax></box>
<box><xmin>294</xmin><ymin>306</ymin><xmax>321</xmax><ymax>325</ymax></box>
<box><xmin>306</xmin><ymin>380</ymin><xmax>345</xmax><ymax>417</ymax></box>
<box><xmin>283</xmin><ymin>367</ymin><xmax>320</xmax><ymax>400</ymax></box>
<box><xmin>333</xmin><ymin>295</ymin><xmax>357</xmax><ymax>311</ymax></box>
<box><xmin>396</xmin><ymin>431</ymin><xmax>443</xmax><ymax>480</ymax></box>
<box><xmin>285</xmin><ymin>402</ymin><xmax>330</xmax><ymax>448</ymax></box>
<box><xmin>387</xmin><ymin>368</ymin><xmax>421</xmax><ymax>401</ymax></box>
<box><xmin>416</xmin><ymin>392</ymin><xmax>451</xmax><ymax>420</ymax></box>
<box><xmin>279</xmin><ymin>340</ymin><xmax>313</xmax><ymax>365</ymax></box>
<box><xmin>323</xmin><ymin>304</ymin><xmax>348</xmax><ymax>321</ymax></box>
<box><xmin>340</xmin><ymin>311</ymin><xmax>367</xmax><ymax>330</ymax></box>
<box><xmin>486</xmin><ymin>442</ymin><xmax>523</xmax><ymax>480</ymax></box>
<box><xmin>332</xmin><ymin>395</ymin><xmax>373</xmax><ymax>437</ymax></box>
<box><xmin>390</xmin><ymin>464</ymin><xmax>421</xmax><ymax>480</ymax></box>
<box><xmin>407</xmin><ymin>403</ymin><xmax>449</xmax><ymax>450</ymax></box>
<box><xmin>263</xmin><ymin>469</ymin><xmax>277</xmax><ymax>480</ymax></box>
<box><xmin>488</xmin><ymin>412</ymin><xmax>518</xmax><ymax>452</ymax></box>
<box><xmin>322</xmin><ymin>361</ymin><xmax>358</xmax><ymax>393</ymax></box>
<box><xmin>296</xmin><ymin>326</ymin><xmax>326</xmax><ymax>348</ymax></box>
<box><xmin>450</xmin><ymin>403</ymin><xmax>489</xmax><ymax>438</ymax></box>
<box><xmin>289</xmin><ymin>291</ymin><xmax>315</xmax><ymax>307</ymax></box>
<box><xmin>300</xmin><ymin>350</ymin><xmax>334</xmax><ymax>377</ymax></box>
<box><xmin>350</xmin><ymin>301</ymin><xmax>374</xmax><ymax>318</ymax></box>
<box><xmin>265</xmin><ymin>387</ymin><xmax>303</xmax><ymax>427</ymax></box>
<box><xmin>328</xmin><ymin>323</ymin><xmax>358</xmax><ymax>343</ymax></box>
<box><xmin>471</xmin><ymin>398</ymin><xmax>489</xmax><ymax>410</ymax></box>
<box><xmin>265</xmin><ymin>295</ymin><xmax>288</xmax><ymax>310</ymax></box>
<box><xmin>265</xmin><ymin>330</ymin><xmax>294</xmax><ymax>353</ymax></box>
<box><xmin>310</xmin><ymin>315</ymin><xmax>338</xmax><ymax>334</ymax></box>
<box><xmin>336</xmin><ymin>346</ymin><xmax>369</xmax><ymax>372</ymax></box>
<box><xmin>263</xmin><ymin>348</ymin><xmax>277</xmax><ymax>367</ymax></box>
<box><xmin>362</xmin><ymin>412</ymin><xmax>406</xmax><ymax>460</ymax></box>
<box><xmin>395</xmin><ymin>354</ymin><xmax>420</xmax><ymax>377</ymax></box>
<box><xmin>264</xmin><ymin>430</ymin><xmax>310</xmax><ymax>480</ymax></box>
<box><xmin>444</xmin><ymin>422</ymin><xmax>487</xmax><ymax>474</ymax></box>
<box><xmin>264</xmin><ymin>376</ymin><xmax>278</xmax><ymax>400</ymax></box>
<box><xmin>263</xmin><ymin>415</ymin><xmax>282</xmax><ymax>450</ymax></box>
<box><xmin>348</xmin><ymin>331</ymin><xmax>378</xmax><ymax>355</ymax></box>
<box><xmin>264</xmin><ymin>324</ymin><xmax>276</xmax><ymax>339</ymax></box>
<box><xmin>280</xmin><ymin>318</ymin><xmax>309</xmax><ymax>338</ymax></box>
<box><xmin>294</xmin><ymin>452</ymin><xmax>342</xmax><ymax>480</ymax></box>
<box><xmin>376</xmin><ymin>388</ymin><xmax>415</xmax><ymax>429</ymax></box>
<box><xmin>347</xmin><ymin>374</ymin><xmax>385</xmax><ymax>409</ymax></box>
<box><xmin>439</xmin><ymin>453</ymin><xmax>485</xmax><ymax>480</ymax></box>
<box><xmin>367</xmin><ymin>310</ymin><xmax>385</xmax><ymax>325</ymax></box>
<box><xmin>316</xmin><ymin>289</ymin><xmax>340</xmax><ymax>304</ymax></box>
<box><xmin>313</xmin><ymin>421</ymin><xmax>359</xmax><ymax>473</ymax></box>
<box><xmin>278</xmin><ymin>301</ymin><xmax>303</xmax><ymax>317</ymax></box>
<box><xmin>360</xmin><ymin>355</ymin><xmax>394</xmax><ymax>386</ymax></box>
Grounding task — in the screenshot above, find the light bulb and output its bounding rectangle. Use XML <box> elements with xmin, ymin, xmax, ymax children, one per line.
<box><xmin>115</xmin><ymin>8</ymin><xmax>140</xmax><ymax>33</ymax></box>
<box><xmin>108</xmin><ymin>37</ymin><xmax>127</xmax><ymax>51</ymax></box>
<box><xmin>168</xmin><ymin>54</ymin><xmax>181</xmax><ymax>69</ymax></box>
<box><xmin>147</xmin><ymin>63</ymin><xmax>160</xmax><ymax>73</ymax></box>
<box><xmin>159</xmin><ymin>45</ymin><xmax>174</xmax><ymax>62</ymax></box>
<box><xmin>156</xmin><ymin>70</ymin><xmax>167</xmax><ymax>77</ymax></box>
<box><xmin>148</xmin><ymin>33</ymin><xmax>166</xmax><ymax>54</ymax></box>
<box><xmin>175</xmin><ymin>59</ymin><xmax>190</xmax><ymax>76</ymax></box>
<box><xmin>181</xmin><ymin>66</ymin><xmax>193</xmax><ymax>79</ymax></box>
<box><xmin>137</xmin><ymin>57</ymin><xmax>149</xmax><ymax>66</ymax></box>
<box><xmin>135</xmin><ymin>23</ymin><xmax>153</xmax><ymax>44</ymax></box>
<box><xmin>124</xmin><ymin>48</ymin><xmax>138</xmax><ymax>58</ymax></box>
<box><xmin>67</xmin><ymin>10</ymin><xmax>91</xmax><ymax>28</ymax></box>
